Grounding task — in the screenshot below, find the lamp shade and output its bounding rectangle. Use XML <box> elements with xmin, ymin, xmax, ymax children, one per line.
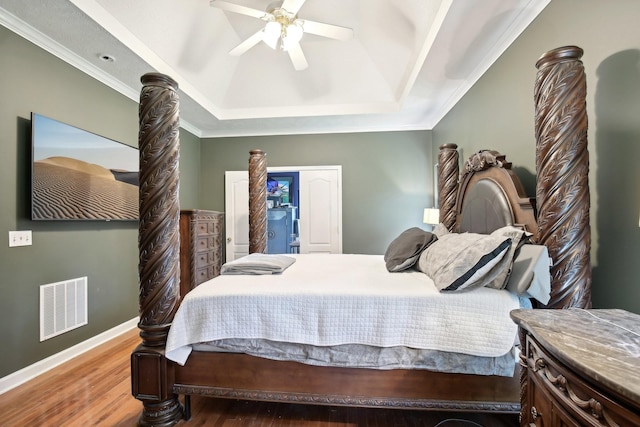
<box><xmin>282</xmin><ymin>21</ymin><xmax>303</xmax><ymax>51</ymax></box>
<box><xmin>262</xmin><ymin>21</ymin><xmax>281</xmax><ymax>49</ymax></box>
<box><xmin>423</xmin><ymin>208</ymin><xmax>440</xmax><ymax>225</ymax></box>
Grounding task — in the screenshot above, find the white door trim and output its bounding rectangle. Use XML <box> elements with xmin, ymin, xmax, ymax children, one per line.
<box><xmin>224</xmin><ymin>165</ymin><xmax>342</xmax><ymax>260</ymax></box>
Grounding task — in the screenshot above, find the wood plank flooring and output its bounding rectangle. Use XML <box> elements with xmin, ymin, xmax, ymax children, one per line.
<box><xmin>0</xmin><ymin>329</ymin><xmax>518</xmax><ymax>426</ymax></box>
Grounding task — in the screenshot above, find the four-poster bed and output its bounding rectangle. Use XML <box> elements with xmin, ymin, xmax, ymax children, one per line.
<box><xmin>130</xmin><ymin>46</ymin><xmax>591</xmax><ymax>427</ymax></box>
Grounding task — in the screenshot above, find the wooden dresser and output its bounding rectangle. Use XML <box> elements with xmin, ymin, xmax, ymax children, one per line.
<box><xmin>511</xmin><ymin>309</ymin><xmax>640</xmax><ymax>427</ymax></box>
<box><xmin>179</xmin><ymin>209</ymin><xmax>224</xmax><ymax>295</ymax></box>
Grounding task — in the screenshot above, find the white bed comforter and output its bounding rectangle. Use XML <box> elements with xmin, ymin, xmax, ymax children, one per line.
<box><xmin>166</xmin><ymin>254</ymin><xmax>521</xmax><ymax>365</ymax></box>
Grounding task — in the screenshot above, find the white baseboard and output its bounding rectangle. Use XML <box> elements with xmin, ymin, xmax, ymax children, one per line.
<box><xmin>0</xmin><ymin>317</ymin><xmax>139</xmax><ymax>395</ymax></box>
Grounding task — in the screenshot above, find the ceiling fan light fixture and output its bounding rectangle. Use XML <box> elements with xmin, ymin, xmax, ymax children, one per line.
<box><xmin>281</xmin><ymin>21</ymin><xmax>303</xmax><ymax>51</ymax></box>
<box><xmin>211</xmin><ymin>0</ymin><xmax>353</xmax><ymax>70</ymax></box>
<box><xmin>262</xmin><ymin>21</ymin><xmax>281</xmax><ymax>49</ymax></box>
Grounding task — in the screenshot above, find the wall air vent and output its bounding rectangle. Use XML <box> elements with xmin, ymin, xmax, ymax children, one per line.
<box><xmin>40</xmin><ymin>277</ymin><xmax>88</xmax><ymax>341</ymax></box>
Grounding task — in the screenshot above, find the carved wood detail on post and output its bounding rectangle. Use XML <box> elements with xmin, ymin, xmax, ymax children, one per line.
<box><xmin>437</xmin><ymin>143</ymin><xmax>459</xmax><ymax>231</ymax></box>
<box><xmin>534</xmin><ymin>46</ymin><xmax>592</xmax><ymax>309</ymax></box>
<box><xmin>133</xmin><ymin>72</ymin><xmax>183</xmax><ymax>426</ymax></box>
<box><xmin>249</xmin><ymin>149</ymin><xmax>267</xmax><ymax>253</ymax></box>
<box><xmin>138</xmin><ymin>72</ymin><xmax>181</xmax><ymax>345</ymax></box>
<box><xmin>462</xmin><ymin>150</ymin><xmax>510</xmax><ymax>175</ymax></box>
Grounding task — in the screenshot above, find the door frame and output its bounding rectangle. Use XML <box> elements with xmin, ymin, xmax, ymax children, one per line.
<box><xmin>224</xmin><ymin>165</ymin><xmax>342</xmax><ymax>261</ymax></box>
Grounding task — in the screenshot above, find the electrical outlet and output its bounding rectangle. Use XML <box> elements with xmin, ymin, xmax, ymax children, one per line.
<box><xmin>9</xmin><ymin>230</ymin><xmax>32</xmax><ymax>247</ymax></box>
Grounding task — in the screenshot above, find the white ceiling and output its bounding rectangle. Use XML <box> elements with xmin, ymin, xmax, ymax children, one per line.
<box><xmin>0</xmin><ymin>0</ymin><xmax>549</xmax><ymax>138</ymax></box>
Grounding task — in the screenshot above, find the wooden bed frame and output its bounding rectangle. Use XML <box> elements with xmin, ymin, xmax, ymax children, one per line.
<box><xmin>131</xmin><ymin>46</ymin><xmax>592</xmax><ymax>427</ymax></box>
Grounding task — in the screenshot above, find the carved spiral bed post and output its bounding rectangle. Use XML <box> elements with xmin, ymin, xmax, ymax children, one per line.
<box><xmin>249</xmin><ymin>149</ymin><xmax>267</xmax><ymax>253</ymax></box>
<box><xmin>438</xmin><ymin>143</ymin><xmax>459</xmax><ymax>230</ymax></box>
<box><xmin>131</xmin><ymin>73</ymin><xmax>183</xmax><ymax>427</ymax></box>
<box><xmin>534</xmin><ymin>46</ymin><xmax>592</xmax><ymax>309</ymax></box>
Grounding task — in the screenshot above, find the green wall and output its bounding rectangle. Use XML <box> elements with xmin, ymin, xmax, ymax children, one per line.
<box><xmin>0</xmin><ymin>26</ymin><xmax>200</xmax><ymax>378</ymax></box>
<box><xmin>178</xmin><ymin>130</ymin><xmax>202</xmax><ymax>210</ymax></box>
<box><xmin>433</xmin><ymin>0</ymin><xmax>640</xmax><ymax>314</ymax></box>
<box><xmin>199</xmin><ymin>132</ymin><xmax>434</xmax><ymax>255</ymax></box>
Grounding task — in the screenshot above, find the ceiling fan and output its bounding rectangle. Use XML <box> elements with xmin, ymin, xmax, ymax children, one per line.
<box><xmin>210</xmin><ymin>0</ymin><xmax>354</xmax><ymax>70</ymax></box>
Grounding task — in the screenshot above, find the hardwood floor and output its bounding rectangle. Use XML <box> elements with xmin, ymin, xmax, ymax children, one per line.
<box><xmin>0</xmin><ymin>329</ymin><xmax>518</xmax><ymax>426</ymax></box>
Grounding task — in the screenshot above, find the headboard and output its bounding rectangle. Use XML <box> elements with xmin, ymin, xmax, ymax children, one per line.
<box><xmin>437</xmin><ymin>142</ymin><xmax>590</xmax><ymax>311</ymax></box>
<box><xmin>456</xmin><ymin>150</ymin><xmax>537</xmax><ymax>239</ymax></box>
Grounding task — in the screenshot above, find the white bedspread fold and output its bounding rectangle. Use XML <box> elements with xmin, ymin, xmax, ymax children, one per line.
<box><xmin>221</xmin><ymin>253</ymin><xmax>296</xmax><ymax>275</ymax></box>
<box><xmin>166</xmin><ymin>254</ymin><xmax>522</xmax><ymax>366</ymax></box>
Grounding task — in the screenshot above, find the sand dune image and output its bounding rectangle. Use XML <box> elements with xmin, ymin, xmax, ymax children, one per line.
<box><xmin>33</xmin><ymin>156</ymin><xmax>138</xmax><ymax>220</ymax></box>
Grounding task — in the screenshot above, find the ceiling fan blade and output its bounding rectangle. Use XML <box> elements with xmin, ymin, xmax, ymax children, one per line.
<box><xmin>301</xmin><ymin>20</ymin><xmax>353</xmax><ymax>41</ymax></box>
<box><xmin>281</xmin><ymin>0</ymin><xmax>307</xmax><ymax>15</ymax></box>
<box><xmin>210</xmin><ymin>0</ymin><xmax>270</xmax><ymax>20</ymax></box>
<box><xmin>229</xmin><ymin>30</ymin><xmax>264</xmax><ymax>56</ymax></box>
<box><xmin>287</xmin><ymin>43</ymin><xmax>308</xmax><ymax>71</ymax></box>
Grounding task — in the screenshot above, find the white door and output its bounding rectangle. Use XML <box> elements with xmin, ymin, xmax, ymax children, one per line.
<box><xmin>299</xmin><ymin>168</ymin><xmax>342</xmax><ymax>254</ymax></box>
<box><xmin>224</xmin><ymin>171</ymin><xmax>249</xmax><ymax>261</ymax></box>
<box><xmin>224</xmin><ymin>166</ymin><xmax>342</xmax><ymax>260</ymax></box>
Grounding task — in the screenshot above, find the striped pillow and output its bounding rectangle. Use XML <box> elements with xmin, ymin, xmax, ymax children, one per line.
<box><xmin>417</xmin><ymin>232</ymin><xmax>512</xmax><ymax>292</ymax></box>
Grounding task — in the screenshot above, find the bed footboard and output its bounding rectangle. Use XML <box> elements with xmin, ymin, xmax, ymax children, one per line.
<box><xmin>172</xmin><ymin>351</ymin><xmax>521</xmax><ymax>413</ymax></box>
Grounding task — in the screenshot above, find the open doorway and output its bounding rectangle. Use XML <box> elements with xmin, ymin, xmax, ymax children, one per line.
<box><xmin>266</xmin><ymin>172</ymin><xmax>299</xmax><ymax>254</ymax></box>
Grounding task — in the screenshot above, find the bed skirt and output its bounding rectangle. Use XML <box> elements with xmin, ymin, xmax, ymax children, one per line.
<box><xmin>193</xmin><ymin>339</ymin><xmax>518</xmax><ymax>377</ymax></box>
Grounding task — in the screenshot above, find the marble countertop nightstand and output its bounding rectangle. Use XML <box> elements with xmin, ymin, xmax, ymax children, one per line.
<box><xmin>510</xmin><ymin>308</ymin><xmax>640</xmax><ymax>406</ymax></box>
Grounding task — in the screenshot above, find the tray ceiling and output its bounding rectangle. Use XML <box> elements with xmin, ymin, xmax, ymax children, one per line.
<box><xmin>0</xmin><ymin>0</ymin><xmax>550</xmax><ymax>137</ymax></box>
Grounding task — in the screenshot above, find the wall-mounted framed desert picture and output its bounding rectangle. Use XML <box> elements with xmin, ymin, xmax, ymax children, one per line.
<box><xmin>31</xmin><ymin>113</ymin><xmax>139</xmax><ymax>221</ymax></box>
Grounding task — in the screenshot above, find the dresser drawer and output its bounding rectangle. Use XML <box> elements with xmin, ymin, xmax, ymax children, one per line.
<box><xmin>526</xmin><ymin>336</ymin><xmax>640</xmax><ymax>426</ymax></box>
<box><xmin>195</xmin><ymin>266</ymin><xmax>214</xmax><ymax>285</ymax></box>
<box><xmin>195</xmin><ymin>251</ymin><xmax>215</xmax><ymax>268</ymax></box>
<box><xmin>195</xmin><ymin>220</ymin><xmax>215</xmax><ymax>236</ymax></box>
<box><xmin>196</xmin><ymin>236</ymin><xmax>215</xmax><ymax>252</ymax></box>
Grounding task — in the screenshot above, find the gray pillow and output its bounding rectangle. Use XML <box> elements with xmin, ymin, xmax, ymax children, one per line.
<box><xmin>384</xmin><ymin>227</ymin><xmax>438</xmax><ymax>272</ymax></box>
<box><xmin>432</xmin><ymin>223</ymin><xmax>450</xmax><ymax>238</ymax></box>
<box><xmin>417</xmin><ymin>232</ymin><xmax>512</xmax><ymax>292</ymax></box>
<box><xmin>505</xmin><ymin>244</ymin><xmax>551</xmax><ymax>304</ymax></box>
<box><xmin>484</xmin><ymin>226</ymin><xmax>530</xmax><ymax>290</ymax></box>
